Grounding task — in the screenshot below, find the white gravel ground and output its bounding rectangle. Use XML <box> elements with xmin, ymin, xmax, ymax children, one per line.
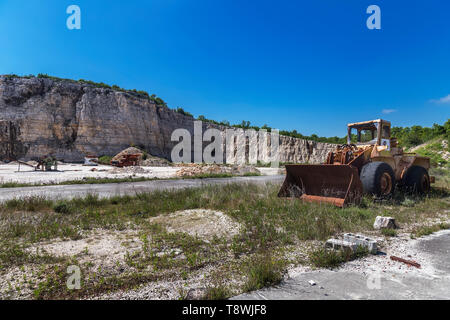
<box><xmin>0</xmin><ymin>163</ymin><xmax>179</xmax><ymax>184</ymax></box>
<box><xmin>149</xmin><ymin>209</ymin><xmax>242</xmax><ymax>241</ymax></box>
<box><xmin>0</xmin><ymin>164</ymin><xmax>279</xmax><ymax>185</ymax></box>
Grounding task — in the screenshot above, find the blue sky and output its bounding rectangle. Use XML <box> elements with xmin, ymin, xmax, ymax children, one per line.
<box><xmin>1</xmin><ymin>0</ymin><xmax>449</xmax><ymax>137</ymax></box>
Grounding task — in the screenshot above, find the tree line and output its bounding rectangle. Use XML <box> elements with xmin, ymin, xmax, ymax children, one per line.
<box><xmin>197</xmin><ymin>116</ymin><xmax>450</xmax><ymax>147</ymax></box>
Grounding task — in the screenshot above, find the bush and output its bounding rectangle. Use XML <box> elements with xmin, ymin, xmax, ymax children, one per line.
<box><xmin>98</xmin><ymin>155</ymin><xmax>113</xmax><ymax>165</ymax></box>
<box><xmin>175</xmin><ymin>107</ymin><xmax>193</xmax><ymax>117</ymax></box>
<box><xmin>53</xmin><ymin>201</ymin><xmax>72</xmax><ymax>214</ymax></box>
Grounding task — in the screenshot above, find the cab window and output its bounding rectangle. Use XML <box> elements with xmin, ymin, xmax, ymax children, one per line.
<box><xmin>382</xmin><ymin>125</ymin><xmax>390</xmax><ymax>139</ymax></box>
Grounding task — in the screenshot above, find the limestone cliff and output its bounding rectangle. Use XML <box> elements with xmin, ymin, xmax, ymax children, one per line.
<box><xmin>0</xmin><ymin>76</ymin><xmax>336</xmax><ymax>163</ymax></box>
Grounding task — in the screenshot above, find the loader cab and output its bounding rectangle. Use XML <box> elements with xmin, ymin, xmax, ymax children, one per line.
<box><xmin>347</xmin><ymin>119</ymin><xmax>391</xmax><ymax>149</ymax></box>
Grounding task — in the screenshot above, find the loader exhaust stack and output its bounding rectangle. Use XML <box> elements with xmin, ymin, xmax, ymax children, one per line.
<box><xmin>278</xmin><ymin>164</ymin><xmax>363</xmax><ymax>207</ymax></box>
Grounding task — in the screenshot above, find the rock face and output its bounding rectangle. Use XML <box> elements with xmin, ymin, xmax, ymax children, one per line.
<box><xmin>0</xmin><ymin>76</ymin><xmax>337</xmax><ymax>163</ymax></box>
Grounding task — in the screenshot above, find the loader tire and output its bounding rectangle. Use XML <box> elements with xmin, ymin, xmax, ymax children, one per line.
<box><xmin>360</xmin><ymin>162</ymin><xmax>395</xmax><ymax>198</ymax></box>
<box><xmin>403</xmin><ymin>166</ymin><xmax>430</xmax><ymax>194</ymax></box>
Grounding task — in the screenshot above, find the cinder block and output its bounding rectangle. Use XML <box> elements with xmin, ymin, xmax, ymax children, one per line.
<box><xmin>325</xmin><ymin>239</ymin><xmax>358</xmax><ymax>252</ymax></box>
<box><xmin>343</xmin><ymin>233</ymin><xmax>378</xmax><ymax>254</ymax></box>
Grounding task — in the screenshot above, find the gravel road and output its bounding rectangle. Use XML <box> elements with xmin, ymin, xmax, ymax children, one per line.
<box><xmin>0</xmin><ymin>175</ymin><xmax>285</xmax><ymax>202</ymax></box>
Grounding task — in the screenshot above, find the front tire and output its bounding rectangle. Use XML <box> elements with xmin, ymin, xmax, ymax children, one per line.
<box><xmin>360</xmin><ymin>162</ymin><xmax>395</xmax><ymax>198</ymax></box>
<box><xmin>403</xmin><ymin>166</ymin><xmax>430</xmax><ymax>194</ymax></box>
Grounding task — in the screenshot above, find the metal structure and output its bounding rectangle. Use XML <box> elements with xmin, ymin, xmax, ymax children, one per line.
<box><xmin>278</xmin><ymin>119</ymin><xmax>434</xmax><ymax>207</ymax></box>
<box><xmin>36</xmin><ymin>156</ymin><xmax>58</xmax><ymax>171</ymax></box>
<box><xmin>12</xmin><ymin>156</ymin><xmax>58</xmax><ymax>172</ymax></box>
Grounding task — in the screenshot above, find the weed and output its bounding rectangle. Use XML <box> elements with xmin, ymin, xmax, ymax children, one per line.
<box><xmin>203</xmin><ymin>285</ymin><xmax>231</xmax><ymax>300</ymax></box>
<box><xmin>243</xmin><ymin>254</ymin><xmax>285</xmax><ymax>292</ymax></box>
<box><xmin>308</xmin><ymin>246</ymin><xmax>369</xmax><ymax>269</ymax></box>
<box><xmin>98</xmin><ymin>155</ymin><xmax>113</xmax><ymax>165</ymax></box>
<box><xmin>412</xmin><ymin>223</ymin><xmax>449</xmax><ymax>238</ymax></box>
<box><xmin>381</xmin><ymin>228</ymin><xmax>397</xmax><ymax>237</ymax></box>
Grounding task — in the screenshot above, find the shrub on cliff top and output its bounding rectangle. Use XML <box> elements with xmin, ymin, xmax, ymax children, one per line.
<box><xmin>33</xmin><ymin>74</ymin><xmax>168</xmax><ymax>107</ymax></box>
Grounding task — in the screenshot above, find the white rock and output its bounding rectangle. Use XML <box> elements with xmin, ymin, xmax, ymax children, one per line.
<box><xmin>374</xmin><ymin>216</ymin><xmax>398</xmax><ymax>230</ymax></box>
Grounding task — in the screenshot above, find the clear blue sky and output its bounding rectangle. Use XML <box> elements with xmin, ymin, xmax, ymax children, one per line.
<box><xmin>1</xmin><ymin>0</ymin><xmax>449</xmax><ymax>137</ymax></box>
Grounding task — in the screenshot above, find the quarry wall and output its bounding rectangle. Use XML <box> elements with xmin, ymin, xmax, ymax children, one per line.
<box><xmin>0</xmin><ymin>76</ymin><xmax>336</xmax><ymax>163</ymax></box>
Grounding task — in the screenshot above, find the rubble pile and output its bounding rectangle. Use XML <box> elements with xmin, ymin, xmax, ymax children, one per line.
<box><xmin>109</xmin><ymin>166</ymin><xmax>151</xmax><ymax>174</ymax></box>
<box><xmin>175</xmin><ymin>164</ymin><xmax>259</xmax><ymax>177</ymax></box>
<box><xmin>111</xmin><ymin>147</ymin><xmax>143</xmax><ymax>163</ymax></box>
<box><xmin>141</xmin><ymin>156</ymin><xmax>172</xmax><ymax>167</ymax></box>
<box><xmin>112</xmin><ymin>147</ymin><xmax>172</xmax><ymax>167</ymax></box>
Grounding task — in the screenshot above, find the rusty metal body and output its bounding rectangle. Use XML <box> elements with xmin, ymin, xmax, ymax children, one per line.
<box><xmin>278</xmin><ymin>164</ymin><xmax>363</xmax><ymax>207</ymax></box>
<box><xmin>111</xmin><ymin>154</ymin><xmax>140</xmax><ymax>167</ymax></box>
<box><xmin>278</xmin><ymin>119</ymin><xmax>434</xmax><ymax>207</ymax></box>
<box><xmin>390</xmin><ymin>256</ymin><xmax>421</xmax><ymax>268</ymax></box>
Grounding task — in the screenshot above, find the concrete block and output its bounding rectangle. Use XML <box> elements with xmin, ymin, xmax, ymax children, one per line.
<box><xmin>325</xmin><ymin>239</ymin><xmax>358</xmax><ymax>252</ymax></box>
<box><xmin>373</xmin><ymin>216</ymin><xmax>398</xmax><ymax>230</ymax></box>
<box><xmin>343</xmin><ymin>233</ymin><xmax>378</xmax><ymax>254</ymax></box>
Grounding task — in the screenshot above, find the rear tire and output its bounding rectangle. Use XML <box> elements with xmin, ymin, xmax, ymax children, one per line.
<box><xmin>403</xmin><ymin>166</ymin><xmax>430</xmax><ymax>194</ymax></box>
<box><xmin>360</xmin><ymin>162</ymin><xmax>395</xmax><ymax>198</ymax></box>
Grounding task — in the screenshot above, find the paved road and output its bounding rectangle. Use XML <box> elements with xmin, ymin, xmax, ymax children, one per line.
<box><xmin>232</xmin><ymin>230</ymin><xmax>450</xmax><ymax>300</ymax></box>
<box><xmin>0</xmin><ymin>175</ymin><xmax>284</xmax><ymax>202</ymax></box>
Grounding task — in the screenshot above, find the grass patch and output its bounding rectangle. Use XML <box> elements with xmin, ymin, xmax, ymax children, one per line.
<box><xmin>32</xmin><ymin>261</ymin><xmax>161</xmax><ymax>300</ymax></box>
<box><xmin>4</xmin><ymin>196</ymin><xmax>52</xmax><ymax>212</ymax></box>
<box><xmin>0</xmin><ymin>241</ymin><xmax>63</xmax><ymax>271</ymax></box>
<box><xmin>181</xmin><ymin>173</ymin><xmax>233</xmax><ymax>179</ymax></box>
<box><xmin>414</xmin><ymin>136</ymin><xmax>448</xmax><ymax>168</ymax></box>
<box><xmin>0</xmin><ymin>182</ymin><xmax>34</xmax><ymax>188</ymax></box>
<box><xmin>202</xmin><ymin>285</ymin><xmax>231</xmax><ymax>300</ymax></box>
<box><xmin>308</xmin><ymin>246</ymin><xmax>369</xmax><ymax>269</ymax></box>
<box><xmin>381</xmin><ymin>228</ymin><xmax>397</xmax><ymax>237</ymax></box>
<box><xmin>125</xmin><ymin>228</ymin><xmax>216</xmax><ymax>272</ymax></box>
<box><xmin>243</xmin><ymin>254</ymin><xmax>285</xmax><ymax>292</ymax></box>
<box><xmin>412</xmin><ymin>223</ymin><xmax>449</xmax><ymax>238</ymax></box>
<box><xmin>97</xmin><ymin>155</ymin><xmax>113</xmax><ymax>165</ymax></box>
<box><xmin>430</xmin><ymin>167</ymin><xmax>450</xmax><ymax>189</ymax></box>
<box><xmin>243</xmin><ymin>172</ymin><xmax>261</xmax><ymax>177</ymax></box>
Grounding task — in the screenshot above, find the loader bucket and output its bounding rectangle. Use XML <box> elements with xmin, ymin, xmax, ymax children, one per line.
<box><xmin>278</xmin><ymin>165</ymin><xmax>363</xmax><ymax>207</ymax></box>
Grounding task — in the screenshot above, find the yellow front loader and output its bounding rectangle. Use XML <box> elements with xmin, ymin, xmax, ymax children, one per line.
<box><xmin>278</xmin><ymin>119</ymin><xmax>434</xmax><ymax>207</ymax></box>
